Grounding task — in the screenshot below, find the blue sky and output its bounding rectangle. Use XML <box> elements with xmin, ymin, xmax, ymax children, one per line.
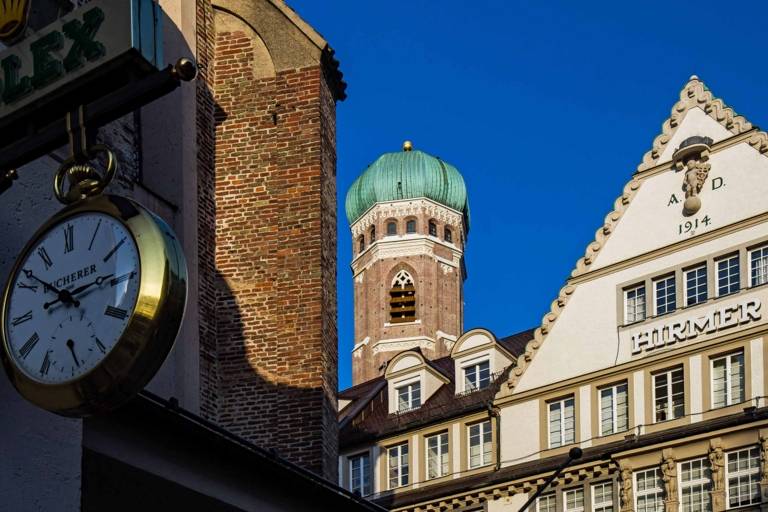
<box><xmin>285</xmin><ymin>1</ymin><xmax>768</xmax><ymax>390</ymax></box>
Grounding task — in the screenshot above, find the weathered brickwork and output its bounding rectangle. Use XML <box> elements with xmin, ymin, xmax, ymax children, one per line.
<box><xmin>191</xmin><ymin>13</ymin><xmax>341</xmax><ymax>480</ymax></box>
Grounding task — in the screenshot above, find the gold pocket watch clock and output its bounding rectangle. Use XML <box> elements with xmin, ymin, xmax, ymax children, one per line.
<box><xmin>0</xmin><ymin>146</ymin><xmax>187</xmax><ymax>417</ymax></box>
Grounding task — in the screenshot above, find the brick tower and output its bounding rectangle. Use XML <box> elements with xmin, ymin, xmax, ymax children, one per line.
<box><xmin>346</xmin><ymin>142</ymin><xmax>470</xmax><ymax>384</ymax></box>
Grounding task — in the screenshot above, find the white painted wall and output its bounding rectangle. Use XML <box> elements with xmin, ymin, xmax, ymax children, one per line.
<box><xmin>500</xmin><ymin>400</ymin><xmax>540</xmax><ymax>465</ymax></box>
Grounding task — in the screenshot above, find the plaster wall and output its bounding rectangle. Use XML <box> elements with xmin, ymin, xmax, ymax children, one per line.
<box><xmin>488</xmin><ymin>493</ymin><xmax>529</xmax><ymax>511</ymax></box>
<box><xmin>515</xmin><ymin>221</ymin><xmax>768</xmax><ymax>393</ymax></box>
<box><xmin>593</xmin><ymin>141</ymin><xmax>768</xmax><ymax>270</ymax></box>
<box><xmin>499</xmin><ymin>399</ymin><xmax>540</xmax><ymax>465</ymax></box>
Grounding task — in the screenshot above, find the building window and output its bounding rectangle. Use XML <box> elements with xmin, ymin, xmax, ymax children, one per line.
<box><xmin>463</xmin><ymin>360</ymin><xmax>490</xmax><ymax>392</ymax></box>
<box><xmin>548</xmin><ymin>396</ymin><xmax>575</xmax><ymax>448</ymax></box>
<box><xmin>349</xmin><ymin>453</ymin><xmax>371</xmax><ymax>496</ymax></box>
<box><xmin>599</xmin><ymin>382</ymin><xmax>628</xmax><ymax>436</ymax></box>
<box><xmin>386</xmin><ymin>221</ymin><xmax>397</xmax><ymax>236</ymax></box>
<box><xmin>387</xmin><ymin>443</ymin><xmax>409</xmax><ymax>489</ymax></box>
<box><xmin>389</xmin><ymin>270</ymin><xmax>416</xmax><ymax>323</ymax></box>
<box><xmin>726</xmin><ymin>447</ymin><xmax>760</xmax><ymax>508</ymax></box>
<box><xmin>750</xmin><ymin>245</ymin><xmax>768</xmax><ymax>287</ymax></box>
<box><xmin>654</xmin><ymin>275</ymin><xmax>676</xmax><ymax>316</ymax></box>
<box><xmin>685</xmin><ymin>264</ymin><xmax>708</xmax><ymax>307</ymax></box>
<box><xmin>625</xmin><ymin>284</ymin><xmax>646</xmax><ymax>324</ymax></box>
<box><xmin>679</xmin><ymin>457</ymin><xmax>711</xmax><ymax>512</ymax></box>
<box><xmin>635</xmin><ymin>468</ymin><xmax>664</xmax><ymax>512</ymax></box>
<box><xmin>564</xmin><ymin>488</ymin><xmax>585</xmax><ymax>512</ymax></box>
<box><xmin>428</xmin><ymin>220</ymin><xmax>437</xmax><ymax>237</ymax></box>
<box><xmin>370</xmin><ymin>225</ymin><xmax>376</xmax><ymax>242</ymax></box>
<box><xmin>653</xmin><ymin>367</ymin><xmax>684</xmax><ymax>422</ymax></box>
<box><xmin>537</xmin><ymin>494</ymin><xmax>556</xmax><ymax>512</ymax></box>
<box><xmin>592</xmin><ymin>482</ymin><xmax>614</xmax><ymax>512</ymax></box>
<box><xmin>406</xmin><ymin>219</ymin><xmax>416</xmax><ymax>233</ymax></box>
<box><xmin>426</xmin><ymin>432</ymin><xmax>449</xmax><ymax>479</ymax></box>
<box><xmin>717</xmin><ymin>254</ymin><xmax>740</xmax><ymax>296</ymax></box>
<box><xmin>396</xmin><ymin>381</ymin><xmax>421</xmax><ymax>412</ymax></box>
<box><xmin>468</xmin><ymin>421</ymin><xmax>492</xmax><ymax>468</ymax></box>
<box><xmin>444</xmin><ymin>227</ymin><xmax>453</xmax><ymax>243</ymax></box>
<box><xmin>711</xmin><ymin>351</ymin><xmax>745</xmax><ymax>409</ymax></box>
<box><xmin>358</xmin><ymin>235</ymin><xmax>365</xmax><ymax>253</ymax></box>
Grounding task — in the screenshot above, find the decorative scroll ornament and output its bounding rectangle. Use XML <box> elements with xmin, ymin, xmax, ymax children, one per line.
<box><xmin>673</xmin><ymin>136</ymin><xmax>712</xmax><ymax>216</ymax></box>
<box><xmin>0</xmin><ymin>0</ymin><xmax>31</xmax><ymax>44</ymax></box>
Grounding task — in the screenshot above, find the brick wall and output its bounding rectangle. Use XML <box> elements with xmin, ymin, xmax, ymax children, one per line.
<box><xmin>193</xmin><ymin>7</ymin><xmax>340</xmax><ymax>479</ymax></box>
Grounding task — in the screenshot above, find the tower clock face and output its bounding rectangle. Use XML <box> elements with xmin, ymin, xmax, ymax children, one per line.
<box><xmin>3</xmin><ymin>212</ymin><xmax>140</xmax><ymax>384</ymax></box>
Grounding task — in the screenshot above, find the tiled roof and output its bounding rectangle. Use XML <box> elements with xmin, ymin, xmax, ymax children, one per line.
<box><xmin>338</xmin><ymin>328</ymin><xmax>534</xmax><ymax>449</ymax></box>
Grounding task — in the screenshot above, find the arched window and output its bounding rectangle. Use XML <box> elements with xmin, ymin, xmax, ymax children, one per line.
<box><xmin>358</xmin><ymin>235</ymin><xmax>365</xmax><ymax>253</ymax></box>
<box><xmin>406</xmin><ymin>219</ymin><xmax>416</xmax><ymax>233</ymax></box>
<box><xmin>370</xmin><ymin>225</ymin><xmax>376</xmax><ymax>242</ymax></box>
<box><xmin>387</xmin><ymin>221</ymin><xmax>397</xmax><ymax>236</ymax></box>
<box><xmin>444</xmin><ymin>227</ymin><xmax>453</xmax><ymax>243</ymax></box>
<box><xmin>428</xmin><ymin>220</ymin><xmax>437</xmax><ymax>237</ymax></box>
<box><xmin>389</xmin><ymin>270</ymin><xmax>416</xmax><ymax>323</ymax></box>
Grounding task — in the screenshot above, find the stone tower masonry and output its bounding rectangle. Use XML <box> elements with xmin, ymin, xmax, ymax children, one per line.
<box><xmin>346</xmin><ymin>143</ymin><xmax>470</xmax><ymax>384</ymax></box>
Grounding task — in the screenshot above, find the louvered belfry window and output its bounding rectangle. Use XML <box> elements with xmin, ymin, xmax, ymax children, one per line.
<box><xmin>390</xmin><ymin>270</ymin><xmax>416</xmax><ymax>323</ymax></box>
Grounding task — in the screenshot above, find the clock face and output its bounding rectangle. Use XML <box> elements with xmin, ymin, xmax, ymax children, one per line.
<box><xmin>3</xmin><ymin>212</ymin><xmax>141</xmax><ymax>384</ymax></box>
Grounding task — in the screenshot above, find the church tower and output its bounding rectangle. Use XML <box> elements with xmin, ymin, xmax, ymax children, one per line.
<box><xmin>345</xmin><ymin>142</ymin><xmax>470</xmax><ymax>384</ymax></box>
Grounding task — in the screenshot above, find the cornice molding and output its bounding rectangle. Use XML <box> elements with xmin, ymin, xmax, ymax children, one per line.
<box><xmin>350</xmin><ymin>198</ymin><xmax>465</xmax><ymax>238</ymax></box>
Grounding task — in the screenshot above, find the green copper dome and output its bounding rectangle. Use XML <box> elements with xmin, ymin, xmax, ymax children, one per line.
<box><xmin>345</xmin><ymin>143</ymin><xmax>470</xmax><ymax>227</ymax></box>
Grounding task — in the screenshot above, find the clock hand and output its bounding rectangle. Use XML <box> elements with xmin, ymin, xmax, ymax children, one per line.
<box><xmin>69</xmin><ymin>274</ymin><xmax>114</xmax><ymax>298</ymax></box>
<box><xmin>25</xmin><ymin>269</ymin><xmax>78</xmax><ymax>307</ymax></box>
<box><xmin>66</xmin><ymin>339</ymin><xmax>80</xmax><ymax>368</ymax></box>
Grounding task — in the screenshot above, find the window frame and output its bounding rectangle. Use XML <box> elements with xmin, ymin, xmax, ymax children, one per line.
<box><xmin>634</xmin><ymin>467</ymin><xmax>664</xmax><ymax>512</ymax></box>
<box><xmin>462</xmin><ymin>359</ymin><xmax>491</xmax><ymax>392</ymax></box>
<box><xmin>444</xmin><ymin>226</ymin><xmax>453</xmax><ymax>243</ymax></box>
<box><xmin>725</xmin><ymin>447</ymin><xmax>761</xmax><ymax>509</ymax></box>
<box><xmin>547</xmin><ymin>396</ymin><xmax>576</xmax><ymax>448</ymax></box>
<box><xmin>348</xmin><ymin>452</ymin><xmax>371</xmax><ymax>496</ymax></box>
<box><xmin>424</xmin><ymin>431</ymin><xmax>449</xmax><ymax>480</ymax></box>
<box><xmin>653</xmin><ymin>274</ymin><xmax>677</xmax><ymax>316</ymax></box>
<box><xmin>598</xmin><ymin>381</ymin><xmax>629</xmax><ymax>437</ymax></box>
<box><xmin>405</xmin><ymin>219</ymin><xmax>417</xmax><ymax>234</ymax></box>
<box><xmin>428</xmin><ymin>220</ymin><xmax>437</xmax><ymax>237</ymax></box>
<box><xmin>386</xmin><ymin>221</ymin><xmax>398</xmax><ymax>236</ymax></box>
<box><xmin>624</xmin><ymin>284</ymin><xmax>646</xmax><ymax>324</ymax></box>
<box><xmin>536</xmin><ymin>494</ymin><xmax>556</xmax><ymax>512</ymax></box>
<box><xmin>716</xmin><ymin>253</ymin><xmax>741</xmax><ymax>297</ymax></box>
<box><xmin>387</xmin><ymin>442</ymin><xmax>410</xmax><ymax>490</ymax></box>
<box><xmin>467</xmin><ymin>420</ymin><xmax>492</xmax><ymax>469</ymax></box>
<box><xmin>684</xmin><ymin>263</ymin><xmax>708</xmax><ymax>307</ymax></box>
<box><xmin>564</xmin><ymin>487</ymin><xmax>585</xmax><ymax>512</ymax></box>
<box><xmin>369</xmin><ymin>225</ymin><xmax>376</xmax><ymax>243</ymax></box>
<box><xmin>677</xmin><ymin>457</ymin><xmax>712</xmax><ymax>512</ymax></box>
<box><xmin>710</xmin><ymin>350</ymin><xmax>745</xmax><ymax>409</ymax></box>
<box><xmin>749</xmin><ymin>244</ymin><xmax>768</xmax><ymax>288</ymax></box>
<box><xmin>394</xmin><ymin>378</ymin><xmax>422</xmax><ymax>412</ymax></box>
<box><xmin>591</xmin><ymin>481</ymin><xmax>614</xmax><ymax>512</ymax></box>
<box><xmin>651</xmin><ymin>366</ymin><xmax>685</xmax><ymax>423</ymax></box>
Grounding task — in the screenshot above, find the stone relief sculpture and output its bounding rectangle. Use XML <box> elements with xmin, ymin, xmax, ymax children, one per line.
<box><xmin>620</xmin><ymin>465</ymin><xmax>634</xmax><ymax>512</ymax></box>
<box><xmin>661</xmin><ymin>450</ymin><xmax>679</xmax><ymax>512</ymax></box>
<box><xmin>760</xmin><ymin>433</ymin><xmax>768</xmax><ymax>483</ymax></box>
<box><xmin>709</xmin><ymin>442</ymin><xmax>726</xmax><ymax>492</ymax></box>
<box><xmin>672</xmin><ymin>136</ymin><xmax>713</xmax><ymax>216</ymax></box>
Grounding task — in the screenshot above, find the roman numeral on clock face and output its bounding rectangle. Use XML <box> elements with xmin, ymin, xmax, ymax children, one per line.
<box><xmin>104</xmin><ymin>306</ymin><xmax>128</xmax><ymax>320</ymax></box>
<box><xmin>16</xmin><ymin>282</ymin><xmax>38</xmax><ymax>292</ymax></box>
<box><xmin>19</xmin><ymin>333</ymin><xmax>40</xmax><ymax>359</ymax></box>
<box><xmin>64</xmin><ymin>224</ymin><xmax>74</xmax><ymax>253</ymax></box>
<box><xmin>37</xmin><ymin>246</ymin><xmax>53</xmax><ymax>269</ymax></box>
<box><xmin>40</xmin><ymin>352</ymin><xmax>51</xmax><ymax>376</ymax></box>
<box><xmin>94</xmin><ymin>337</ymin><xmax>107</xmax><ymax>354</ymax></box>
<box><xmin>11</xmin><ymin>311</ymin><xmax>33</xmax><ymax>326</ymax></box>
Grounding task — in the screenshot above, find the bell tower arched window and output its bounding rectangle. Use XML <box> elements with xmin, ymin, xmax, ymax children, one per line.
<box><xmin>370</xmin><ymin>225</ymin><xmax>376</xmax><ymax>242</ymax></box>
<box><xmin>387</xmin><ymin>221</ymin><xmax>397</xmax><ymax>236</ymax></box>
<box><xmin>428</xmin><ymin>220</ymin><xmax>437</xmax><ymax>237</ymax></box>
<box><xmin>358</xmin><ymin>235</ymin><xmax>365</xmax><ymax>253</ymax></box>
<box><xmin>389</xmin><ymin>270</ymin><xmax>416</xmax><ymax>323</ymax></box>
<box><xmin>444</xmin><ymin>227</ymin><xmax>453</xmax><ymax>243</ymax></box>
<box><xmin>406</xmin><ymin>219</ymin><xmax>416</xmax><ymax>233</ymax></box>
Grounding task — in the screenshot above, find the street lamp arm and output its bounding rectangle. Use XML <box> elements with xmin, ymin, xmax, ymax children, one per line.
<box><xmin>518</xmin><ymin>447</ymin><xmax>583</xmax><ymax>512</ymax></box>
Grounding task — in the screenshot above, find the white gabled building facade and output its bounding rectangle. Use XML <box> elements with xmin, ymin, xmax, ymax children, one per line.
<box><xmin>339</xmin><ymin>77</ymin><xmax>768</xmax><ymax>512</ymax></box>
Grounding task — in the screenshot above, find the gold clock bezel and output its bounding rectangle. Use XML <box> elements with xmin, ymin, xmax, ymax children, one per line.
<box><xmin>0</xmin><ymin>194</ymin><xmax>187</xmax><ymax>417</ymax></box>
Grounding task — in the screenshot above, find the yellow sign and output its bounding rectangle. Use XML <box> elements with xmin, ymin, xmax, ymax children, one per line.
<box><xmin>0</xmin><ymin>0</ymin><xmax>31</xmax><ymax>44</ymax></box>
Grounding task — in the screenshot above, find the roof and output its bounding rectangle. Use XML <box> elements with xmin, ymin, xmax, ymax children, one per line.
<box><xmin>375</xmin><ymin>405</ymin><xmax>768</xmax><ymax>510</ymax></box>
<box><xmin>339</xmin><ymin>329</ymin><xmax>533</xmax><ymax>449</ymax></box>
<box><xmin>345</xmin><ymin>145</ymin><xmax>469</xmax><ymax>226</ymax></box>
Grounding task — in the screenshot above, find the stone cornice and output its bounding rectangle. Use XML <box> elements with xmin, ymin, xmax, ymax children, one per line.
<box><xmin>350</xmin><ymin>198</ymin><xmax>465</xmax><ymax>238</ymax></box>
<box><xmin>351</xmin><ymin>237</ymin><xmax>463</xmax><ymax>275</ymax></box>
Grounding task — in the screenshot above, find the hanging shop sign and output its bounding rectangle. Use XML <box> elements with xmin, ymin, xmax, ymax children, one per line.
<box><xmin>0</xmin><ymin>0</ymin><xmax>162</xmax><ymax>127</ymax></box>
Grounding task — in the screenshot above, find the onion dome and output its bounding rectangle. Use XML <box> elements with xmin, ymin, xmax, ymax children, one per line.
<box><xmin>345</xmin><ymin>141</ymin><xmax>470</xmax><ymax>228</ymax></box>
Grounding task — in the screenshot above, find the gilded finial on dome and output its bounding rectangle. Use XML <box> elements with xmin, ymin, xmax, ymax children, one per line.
<box><xmin>402</xmin><ymin>141</ymin><xmax>413</xmax><ymax>152</ymax></box>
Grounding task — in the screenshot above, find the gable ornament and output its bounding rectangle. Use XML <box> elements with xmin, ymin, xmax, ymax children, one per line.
<box><xmin>672</xmin><ymin>136</ymin><xmax>713</xmax><ymax>216</ymax></box>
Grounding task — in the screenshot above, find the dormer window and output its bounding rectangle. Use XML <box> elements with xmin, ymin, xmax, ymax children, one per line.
<box><xmin>428</xmin><ymin>220</ymin><xmax>437</xmax><ymax>237</ymax></box>
<box><xmin>387</xmin><ymin>221</ymin><xmax>397</xmax><ymax>236</ymax></box>
<box><xmin>396</xmin><ymin>380</ymin><xmax>421</xmax><ymax>412</ymax></box>
<box><xmin>463</xmin><ymin>360</ymin><xmax>490</xmax><ymax>391</ymax></box>
<box><xmin>444</xmin><ymin>227</ymin><xmax>453</xmax><ymax>243</ymax></box>
<box><xmin>406</xmin><ymin>219</ymin><xmax>416</xmax><ymax>233</ymax></box>
<box><xmin>390</xmin><ymin>270</ymin><xmax>416</xmax><ymax>323</ymax></box>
